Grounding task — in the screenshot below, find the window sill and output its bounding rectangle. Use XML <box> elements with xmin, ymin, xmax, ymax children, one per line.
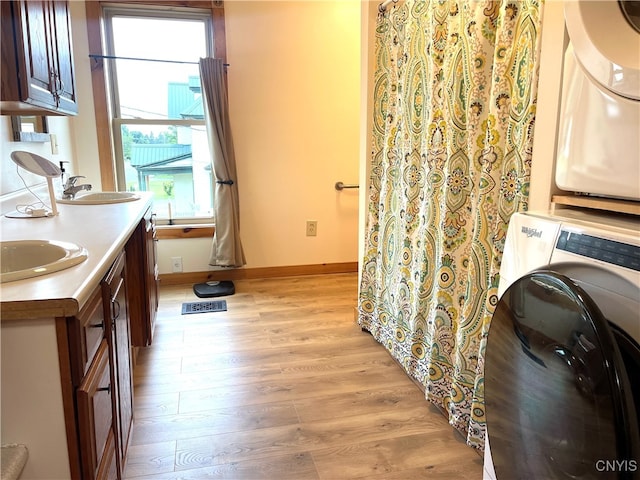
<box><xmin>156</xmin><ymin>224</ymin><xmax>215</xmax><ymax>240</ymax></box>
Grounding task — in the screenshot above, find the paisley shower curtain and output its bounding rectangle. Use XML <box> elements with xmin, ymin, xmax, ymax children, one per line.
<box><xmin>358</xmin><ymin>0</ymin><xmax>544</xmax><ymax>449</ymax></box>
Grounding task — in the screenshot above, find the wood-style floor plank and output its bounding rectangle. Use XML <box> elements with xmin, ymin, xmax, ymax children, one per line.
<box><xmin>124</xmin><ymin>273</ymin><xmax>483</xmax><ymax>479</ymax></box>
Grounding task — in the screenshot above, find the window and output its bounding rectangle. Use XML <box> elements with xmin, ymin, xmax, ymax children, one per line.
<box><xmin>102</xmin><ymin>5</ymin><xmax>216</xmax><ymax>221</ymax></box>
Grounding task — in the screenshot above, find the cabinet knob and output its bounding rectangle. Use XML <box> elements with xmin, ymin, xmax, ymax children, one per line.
<box><xmin>49</xmin><ymin>69</ymin><xmax>61</xmax><ymax>107</ymax></box>
<box><xmin>89</xmin><ymin>321</ymin><xmax>105</xmax><ymax>329</ymax></box>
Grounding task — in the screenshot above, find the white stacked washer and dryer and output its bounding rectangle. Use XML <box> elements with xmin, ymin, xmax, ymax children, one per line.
<box><xmin>483</xmin><ymin>1</ymin><xmax>640</xmax><ymax>478</ymax></box>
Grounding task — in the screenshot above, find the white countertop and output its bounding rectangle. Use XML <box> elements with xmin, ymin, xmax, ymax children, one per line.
<box><xmin>0</xmin><ymin>192</ymin><xmax>154</xmax><ymax>320</ymax></box>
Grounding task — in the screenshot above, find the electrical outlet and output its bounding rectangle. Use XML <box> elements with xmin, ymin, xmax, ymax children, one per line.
<box><xmin>50</xmin><ymin>134</ymin><xmax>59</xmax><ymax>155</ymax></box>
<box><xmin>171</xmin><ymin>256</ymin><xmax>183</xmax><ymax>273</ymax></box>
<box><xmin>306</xmin><ymin>220</ymin><xmax>318</xmax><ymax>237</ymax></box>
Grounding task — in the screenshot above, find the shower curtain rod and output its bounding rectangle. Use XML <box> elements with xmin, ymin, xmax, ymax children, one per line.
<box><xmin>88</xmin><ymin>54</ymin><xmax>229</xmax><ymax>67</ymax></box>
<box><xmin>378</xmin><ymin>0</ymin><xmax>398</xmax><ymax>13</ymax></box>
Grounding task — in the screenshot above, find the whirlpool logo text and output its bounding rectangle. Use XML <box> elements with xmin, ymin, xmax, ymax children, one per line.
<box><xmin>521</xmin><ymin>226</ymin><xmax>543</xmax><ymax>238</ymax></box>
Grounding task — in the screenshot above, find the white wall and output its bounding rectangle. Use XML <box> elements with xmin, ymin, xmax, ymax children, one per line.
<box><xmin>223</xmin><ymin>0</ymin><xmax>361</xmax><ymax>269</ymax></box>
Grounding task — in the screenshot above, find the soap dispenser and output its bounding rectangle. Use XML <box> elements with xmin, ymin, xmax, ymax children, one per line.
<box><xmin>57</xmin><ymin>161</ymin><xmax>69</xmax><ymax>198</ymax></box>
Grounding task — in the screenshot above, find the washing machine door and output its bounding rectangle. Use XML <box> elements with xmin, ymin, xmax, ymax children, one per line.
<box><xmin>485</xmin><ymin>271</ymin><xmax>639</xmax><ymax>480</ymax></box>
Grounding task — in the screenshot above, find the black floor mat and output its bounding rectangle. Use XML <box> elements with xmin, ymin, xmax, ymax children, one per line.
<box><xmin>193</xmin><ymin>280</ymin><xmax>235</xmax><ymax>298</ymax></box>
<box><xmin>181</xmin><ymin>300</ymin><xmax>227</xmax><ymax>315</ymax></box>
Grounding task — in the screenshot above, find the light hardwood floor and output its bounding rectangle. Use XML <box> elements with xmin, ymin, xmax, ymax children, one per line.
<box><xmin>124</xmin><ymin>273</ymin><xmax>483</xmax><ymax>479</ymax></box>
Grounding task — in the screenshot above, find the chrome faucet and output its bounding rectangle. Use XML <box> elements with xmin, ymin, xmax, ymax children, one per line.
<box><xmin>62</xmin><ymin>175</ymin><xmax>92</xmax><ymax>199</ymax></box>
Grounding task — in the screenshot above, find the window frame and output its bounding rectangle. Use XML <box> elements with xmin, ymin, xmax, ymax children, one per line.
<box><xmin>86</xmin><ymin>1</ymin><xmax>227</xmax><ymax>223</ymax></box>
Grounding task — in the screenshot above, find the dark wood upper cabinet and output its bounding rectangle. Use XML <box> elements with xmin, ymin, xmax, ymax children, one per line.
<box><xmin>1</xmin><ymin>0</ymin><xmax>77</xmax><ymax>115</ymax></box>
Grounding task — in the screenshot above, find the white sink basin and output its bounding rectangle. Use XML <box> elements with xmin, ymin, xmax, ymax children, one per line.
<box><xmin>58</xmin><ymin>192</ymin><xmax>141</xmax><ymax>205</ymax></box>
<box><xmin>0</xmin><ymin>240</ymin><xmax>88</xmax><ymax>283</ymax></box>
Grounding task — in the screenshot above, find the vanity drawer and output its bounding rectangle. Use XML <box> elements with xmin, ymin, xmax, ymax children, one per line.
<box><xmin>68</xmin><ymin>286</ymin><xmax>106</xmax><ymax>385</ymax></box>
<box><xmin>77</xmin><ymin>340</ymin><xmax>114</xmax><ymax>480</ymax></box>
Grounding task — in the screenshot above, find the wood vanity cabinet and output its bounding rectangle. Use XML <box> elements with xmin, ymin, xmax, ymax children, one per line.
<box><xmin>0</xmin><ymin>198</ymin><xmax>156</xmax><ymax>479</ymax></box>
<box><xmin>0</xmin><ymin>0</ymin><xmax>78</xmax><ymax>115</ymax></box>
<box><xmin>66</xmin><ymin>250</ymin><xmax>132</xmax><ymax>479</ymax></box>
<box><xmin>126</xmin><ymin>207</ymin><xmax>159</xmax><ymax>347</ymax></box>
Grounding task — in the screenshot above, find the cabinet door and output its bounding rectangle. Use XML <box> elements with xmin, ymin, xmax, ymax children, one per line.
<box><xmin>12</xmin><ymin>1</ymin><xmax>57</xmax><ymax>109</ymax></box>
<box><xmin>127</xmin><ymin>208</ymin><xmax>159</xmax><ymax>347</ymax></box>
<box><xmin>103</xmin><ymin>251</ymin><xmax>133</xmax><ymax>475</ymax></box>
<box><xmin>77</xmin><ymin>340</ymin><xmax>115</xmax><ymax>480</ymax></box>
<box><xmin>145</xmin><ymin>210</ymin><xmax>159</xmax><ymax>343</ymax></box>
<box><xmin>49</xmin><ymin>0</ymin><xmax>76</xmax><ymax>113</ymax></box>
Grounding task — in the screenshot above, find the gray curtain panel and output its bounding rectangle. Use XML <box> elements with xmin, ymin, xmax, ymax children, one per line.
<box><xmin>199</xmin><ymin>57</ymin><xmax>246</xmax><ymax>267</ymax></box>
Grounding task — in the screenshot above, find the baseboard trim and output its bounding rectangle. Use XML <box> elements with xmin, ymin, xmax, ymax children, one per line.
<box><xmin>159</xmin><ymin>262</ymin><xmax>358</xmax><ymax>286</ymax></box>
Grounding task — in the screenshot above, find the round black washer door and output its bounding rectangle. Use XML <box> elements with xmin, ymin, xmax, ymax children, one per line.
<box><xmin>485</xmin><ymin>271</ymin><xmax>639</xmax><ymax>480</ymax></box>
